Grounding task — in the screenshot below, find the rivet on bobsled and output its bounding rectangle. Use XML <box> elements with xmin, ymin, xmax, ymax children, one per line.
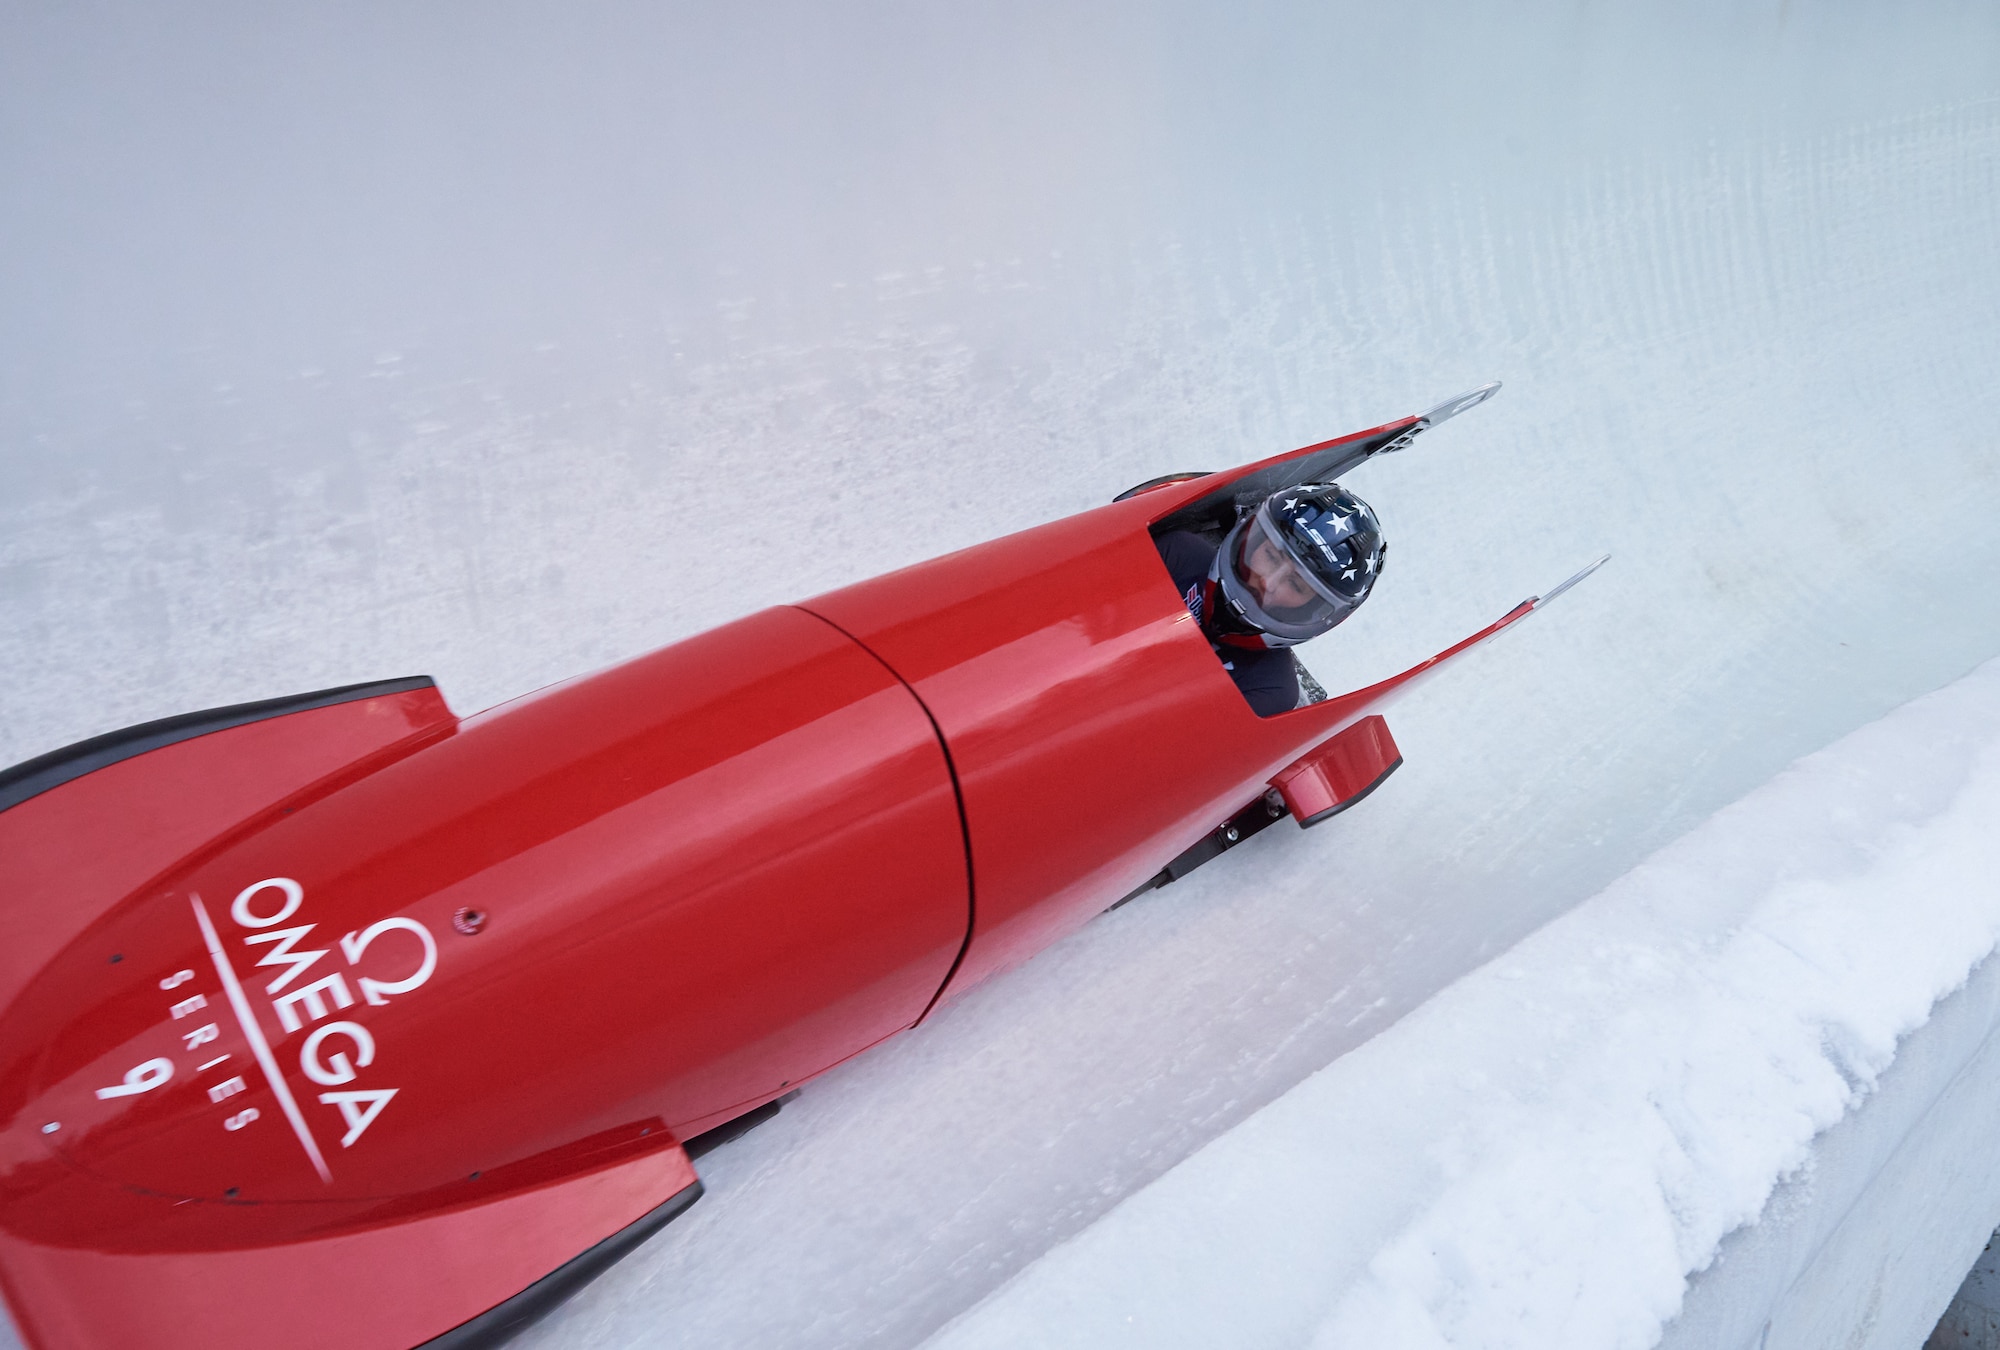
<box><xmin>0</xmin><ymin>382</ymin><xmax>1603</xmax><ymax>1350</ymax></box>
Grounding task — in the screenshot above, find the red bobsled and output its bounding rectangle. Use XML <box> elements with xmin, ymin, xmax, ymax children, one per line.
<box><xmin>0</xmin><ymin>383</ymin><xmax>1599</xmax><ymax>1349</ymax></box>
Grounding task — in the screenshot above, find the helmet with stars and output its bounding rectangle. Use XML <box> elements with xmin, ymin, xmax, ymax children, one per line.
<box><xmin>1211</xmin><ymin>482</ymin><xmax>1385</xmax><ymax>648</ymax></box>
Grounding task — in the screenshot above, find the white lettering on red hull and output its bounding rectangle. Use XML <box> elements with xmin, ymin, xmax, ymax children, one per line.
<box><xmin>169</xmin><ymin>877</ymin><xmax>444</xmax><ymax>1177</ymax></box>
<box><xmin>191</xmin><ymin>893</ymin><xmax>333</xmax><ymax>1183</ymax></box>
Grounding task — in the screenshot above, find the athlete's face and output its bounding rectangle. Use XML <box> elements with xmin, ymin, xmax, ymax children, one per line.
<box><xmin>1241</xmin><ymin>530</ymin><xmax>1318</xmax><ymax>611</ymax></box>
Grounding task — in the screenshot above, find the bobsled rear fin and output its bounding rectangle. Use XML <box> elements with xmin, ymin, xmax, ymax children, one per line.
<box><xmin>0</xmin><ymin>679</ymin><xmax>454</xmax><ymax>1015</ymax></box>
<box><xmin>0</xmin><ymin>675</ymin><xmax>439</xmax><ymax>814</ymax></box>
<box><xmin>0</xmin><ymin>1128</ymin><xmax>699</xmax><ymax>1350</ymax></box>
<box><xmin>419</xmin><ymin>1177</ymin><xmax>705</xmax><ymax>1350</ymax></box>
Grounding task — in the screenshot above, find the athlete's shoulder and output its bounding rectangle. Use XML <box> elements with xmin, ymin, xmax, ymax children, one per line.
<box><xmin>1232</xmin><ymin>647</ymin><xmax>1302</xmax><ymax>717</ymax></box>
<box><xmin>1155</xmin><ymin>531</ymin><xmax>1216</xmax><ymax>591</ymax></box>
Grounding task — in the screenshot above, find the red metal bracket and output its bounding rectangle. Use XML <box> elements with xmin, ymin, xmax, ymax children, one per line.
<box><xmin>1270</xmin><ymin>715</ymin><xmax>1403</xmax><ymax>828</ymax></box>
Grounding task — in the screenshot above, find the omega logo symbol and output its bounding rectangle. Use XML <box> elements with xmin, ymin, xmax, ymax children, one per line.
<box><xmin>227</xmin><ymin>878</ymin><xmax>435</xmax><ymax>1155</ymax></box>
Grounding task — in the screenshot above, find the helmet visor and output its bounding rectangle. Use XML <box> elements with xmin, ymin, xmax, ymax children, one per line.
<box><xmin>1227</xmin><ymin>515</ymin><xmax>1349</xmax><ymax>638</ymax></box>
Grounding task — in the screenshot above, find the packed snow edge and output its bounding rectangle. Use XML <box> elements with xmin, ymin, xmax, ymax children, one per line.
<box><xmin>924</xmin><ymin>656</ymin><xmax>2000</xmax><ymax>1350</ymax></box>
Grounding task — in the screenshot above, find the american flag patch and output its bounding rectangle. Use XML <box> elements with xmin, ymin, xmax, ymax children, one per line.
<box><xmin>1182</xmin><ymin>582</ymin><xmax>1204</xmax><ymax>624</ymax></box>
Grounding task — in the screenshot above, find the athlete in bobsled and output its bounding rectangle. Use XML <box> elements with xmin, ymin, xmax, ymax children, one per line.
<box><xmin>1157</xmin><ymin>483</ymin><xmax>1384</xmax><ymax>715</ymax></box>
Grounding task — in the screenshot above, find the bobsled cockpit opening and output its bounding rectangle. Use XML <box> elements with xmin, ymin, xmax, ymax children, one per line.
<box><xmin>1139</xmin><ymin>416</ymin><xmax>1422</xmax><ymax>723</ymax></box>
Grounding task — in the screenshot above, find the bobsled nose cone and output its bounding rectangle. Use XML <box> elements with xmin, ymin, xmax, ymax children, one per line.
<box><xmin>0</xmin><ymin>877</ymin><xmax>705</xmax><ymax>1350</ymax></box>
<box><xmin>0</xmin><ymin>886</ymin><xmax>330</xmax><ymax>1224</ymax></box>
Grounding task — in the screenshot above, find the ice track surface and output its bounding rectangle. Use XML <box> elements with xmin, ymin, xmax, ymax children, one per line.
<box><xmin>4</xmin><ymin>1</ymin><xmax>2000</xmax><ymax>1347</ymax></box>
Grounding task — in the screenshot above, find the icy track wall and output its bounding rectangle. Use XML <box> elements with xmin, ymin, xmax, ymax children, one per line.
<box><xmin>3</xmin><ymin>1</ymin><xmax>2000</xmax><ymax>1347</ymax></box>
<box><xmin>925</xmin><ymin>659</ymin><xmax>2000</xmax><ymax>1350</ymax></box>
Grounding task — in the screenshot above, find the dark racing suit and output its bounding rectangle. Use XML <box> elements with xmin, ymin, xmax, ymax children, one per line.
<box><xmin>1156</xmin><ymin>531</ymin><xmax>1301</xmax><ymax>718</ymax></box>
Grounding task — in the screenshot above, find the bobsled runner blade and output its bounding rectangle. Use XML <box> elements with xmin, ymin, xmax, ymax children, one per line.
<box><xmin>1324</xmin><ymin>553</ymin><xmax>1609</xmax><ymax>717</ymax></box>
<box><xmin>1142</xmin><ymin>381</ymin><xmax>1505</xmax><ymax>534</ymax></box>
<box><xmin>1417</xmin><ymin>381</ymin><xmax>1503</xmax><ymax>428</ymax></box>
<box><xmin>1531</xmin><ymin>553</ymin><xmax>1612</xmax><ymax>610</ymax></box>
<box><xmin>1375</xmin><ymin>381</ymin><xmax>1503</xmax><ymax>456</ymax></box>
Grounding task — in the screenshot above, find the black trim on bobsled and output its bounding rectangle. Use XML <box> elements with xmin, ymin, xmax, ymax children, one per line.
<box><xmin>0</xmin><ymin>676</ymin><xmax>438</xmax><ymax>814</ymax></box>
<box><xmin>1295</xmin><ymin>755</ymin><xmax>1402</xmax><ymax>828</ymax></box>
<box><xmin>1113</xmin><ymin>471</ymin><xmax>1212</xmax><ymax>503</ymax></box>
<box><xmin>416</xmin><ymin>1087</ymin><xmax>800</xmax><ymax>1348</ymax></box>
<box><xmin>417</xmin><ymin>1179</ymin><xmax>705</xmax><ymax>1350</ymax></box>
<box><xmin>684</xmin><ymin>1088</ymin><xmax>802</xmax><ymax>1160</ymax></box>
<box><xmin>1107</xmin><ymin>791</ymin><xmax>1291</xmax><ymax>911</ymax></box>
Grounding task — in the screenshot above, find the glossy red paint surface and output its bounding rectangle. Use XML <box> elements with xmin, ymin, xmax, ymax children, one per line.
<box><xmin>0</xmin><ymin>686</ymin><xmax>453</xmax><ymax>1015</ymax></box>
<box><xmin>0</xmin><ymin>1133</ymin><xmax>695</xmax><ymax>1350</ymax></box>
<box><xmin>1272</xmin><ymin>714</ymin><xmax>1402</xmax><ymax>824</ymax></box>
<box><xmin>802</xmin><ymin>421</ymin><xmax>1521</xmax><ymax>1000</ymax></box>
<box><xmin>0</xmin><ymin>403</ymin><xmax>1551</xmax><ymax>1350</ymax></box>
<box><xmin>0</xmin><ymin>606</ymin><xmax>964</xmax><ymax>1343</ymax></box>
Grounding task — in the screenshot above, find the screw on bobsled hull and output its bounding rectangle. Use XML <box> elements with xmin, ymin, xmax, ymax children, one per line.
<box><xmin>0</xmin><ymin>383</ymin><xmax>1600</xmax><ymax>1350</ymax></box>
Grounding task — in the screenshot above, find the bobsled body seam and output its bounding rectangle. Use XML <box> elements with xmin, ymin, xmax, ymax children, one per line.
<box><xmin>788</xmin><ymin>603</ymin><xmax>977</xmax><ymax>1025</ymax></box>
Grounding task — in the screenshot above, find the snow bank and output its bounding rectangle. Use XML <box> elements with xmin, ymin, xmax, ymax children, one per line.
<box><xmin>925</xmin><ymin>657</ymin><xmax>2000</xmax><ymax>1350</ymax></box>
<box><xmin>1659</xmin><ymin>930</ymin><xmax>2000</xmax><ymax>1349</ymax></box>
